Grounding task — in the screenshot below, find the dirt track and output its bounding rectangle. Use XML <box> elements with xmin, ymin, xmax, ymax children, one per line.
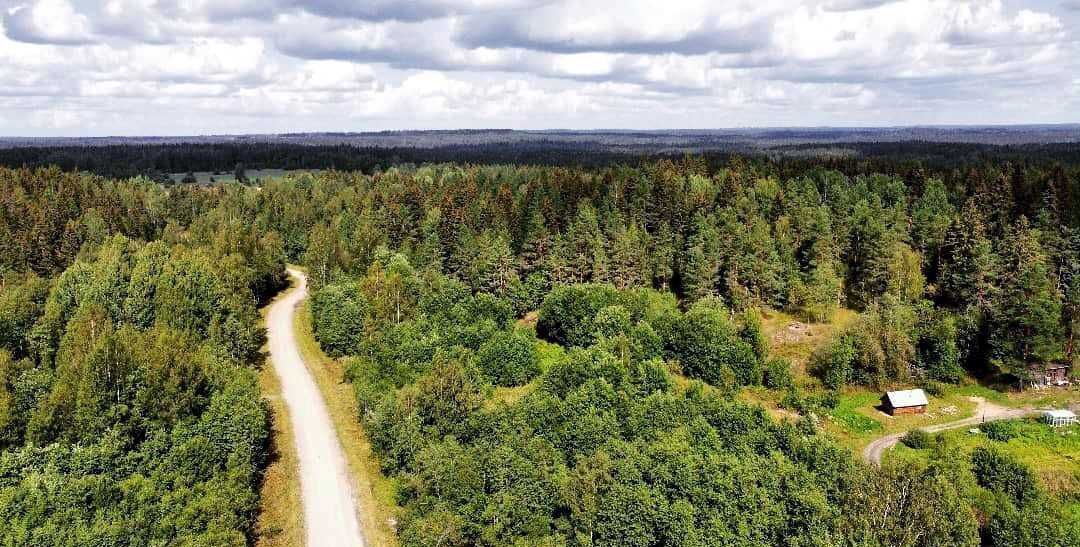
<box><xmin>267</xmin><ymin>269</ymin><xmax>365</xmax><ymax>547</ymax></box>
<box><xmin>861</xmin><ymin>398</ymin><xmax>1038</xmax><ymax>465</ymax></box>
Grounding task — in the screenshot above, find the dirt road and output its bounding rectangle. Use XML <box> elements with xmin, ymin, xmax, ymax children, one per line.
<box><xmin>267</xmin><ymin>269</ymin><xmax>365</xmax><ymax>547</ymax></box>
<box><xmin>861</xmin><ymin>398</ymin><xmax>1038</xmax><ymax>466</ymax></box>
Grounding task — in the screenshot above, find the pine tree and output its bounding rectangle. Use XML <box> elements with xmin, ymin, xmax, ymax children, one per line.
<box><xmin>939</xmin><ymin>200</ymin><xmax>997</xmax><ymax>310</ymax></box>
<box><xmin>987</xmin><ymin>219</ymin><xmax>1064</xmax><ymax>378</ymax></box>
<box><xmin>681</xmin><ymin>215</ymin><xmax>720</xmax><ymax>302</ymax></box>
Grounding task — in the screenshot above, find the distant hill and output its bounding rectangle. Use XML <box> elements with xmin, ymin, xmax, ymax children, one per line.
<box><xmin>2</xmin><ymin>125</ymin><xmax>1079</xmax><ymax>152</ymax></box>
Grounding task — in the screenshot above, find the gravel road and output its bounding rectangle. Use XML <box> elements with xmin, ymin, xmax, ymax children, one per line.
<box><xmin>268</xmin><ymin>269</ymin><xmax>365</xmax><ymax>547</ymax></box>
<box><xmin>862</xmin><ymin>398</ymin><xmax>1038</xmax><ymax>466</ymax></box>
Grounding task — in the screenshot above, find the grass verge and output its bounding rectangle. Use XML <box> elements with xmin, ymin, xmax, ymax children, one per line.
<box><xmin>294</xmin><ymin>298</ymin><xmax>400</xmax><ymax>546</ymax></box>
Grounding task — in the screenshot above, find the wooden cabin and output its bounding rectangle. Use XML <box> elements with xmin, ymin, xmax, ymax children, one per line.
<box><xmin>1027</xmin><ymin>363</ymin><xmax>1072</xmax><ymax>389</ymax></box>
<box><xmin>881</xmin><ymin>389</ymin><xmax>928</xmax><ymax>416</ymax></box>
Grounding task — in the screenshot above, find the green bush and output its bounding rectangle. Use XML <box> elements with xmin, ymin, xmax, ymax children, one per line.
<box><xmin>971</xmin><ymin>447</ymin><xmax>1039</xmax><ymax>505</ymax></box>
<box><xmin>901</xmin><ymin>429</ymin><xmax>932</xmax><ymax>449</ymax></box>
<box><xmin>537</xmin><ymin>284</ymin><xmax>624</xmax><ymax>347</ymax></box>
<box><xmin>764</xmin><ymin>358</ymin><xmax>794</xmax><ymax>390</ymax></box>
<box><xmin>310</xmin><ymin>282</ymin><xmax>367</xmax><ymax>357</ymax></box>
<box><xmin>981</xmin><ymin>420</ymin><xmax>1022</xmax><ymax>442</ymax></box>
<box><xmin>666</xmin><ymin>298</ymin><xmax>762</xmax><ymax>387</ymax></box>
<box><xmin>475</xmin><ymin>330</ymin><xmax>540</xmax><ymax>387</ymax></box>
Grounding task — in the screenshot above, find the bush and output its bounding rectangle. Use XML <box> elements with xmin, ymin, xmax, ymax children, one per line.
<box><xmin>475</xmin><ymin>330</ymin><xmax>540</xmax><ymax>387</ymax></box>
<box><xmin>537</xmin><ymin>284</ymin><xmax>623</xmax><ymax>347</ymax></box>
<box><xmin>666</xmin><ymin>299</ymin><xmax>761</xmax><ymax>387</ymax></box>
<box><xmin>971</xmin><ymin>447</ymin><xmax>1039</xmax><ymax>505</ymax></box>
<box><xmin>764</xmin><ymin>358</ymin><xmax>794</xmax><ymax>390</ymax></box>
<box><xmin>981</xmin><ymin>420</ymin><xmax>1021</xmax><ymax>442</ymax></box>
<box><xmin>901</xmin><ymin>429</ymin><xmax>932</xmax><ymax>449</ymax></box>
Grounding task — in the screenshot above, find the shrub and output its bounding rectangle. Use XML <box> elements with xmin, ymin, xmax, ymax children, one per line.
<box><xmin>667</xmin><ymin>299</ymin><xmax>761</xmax><ymax>387</ymax></box>
<box><xmin>764</xmin><ymin>358</ymin><xmax>794</xmax><ymax>390</ymax></box>
<box><xmin>981</xmin><ymin>420</ymin><xmax>1021</xmax><ymax>442</ymax></box>
<box><xmin>901</xmin><ymin>429</ymin><xmax>932</xmax><ymax>449</ymax></box>
<box><xmin>475</xmin><ymin>330</ymin><xmax>540</xmax><ymax>387</ymax></box>
<box><xmin>537</xmin><ymin>284</ymin><xmax>623</xmax><ymax>347</ymax></box>
<box><xmin>971</xmin><ymin>447</ymin><xmax>1039</xmax><ymax>505</ymax></box>
<box><xmin>593</xmin><ymin>305</ymin><xmax>632</xmax><ymax>339</ymax></box>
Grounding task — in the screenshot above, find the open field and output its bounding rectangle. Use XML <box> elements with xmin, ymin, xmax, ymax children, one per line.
<box><xmin>167</xmin><ymin>169</ymin><xmax>319</xmax><ymax>185</ymax></box>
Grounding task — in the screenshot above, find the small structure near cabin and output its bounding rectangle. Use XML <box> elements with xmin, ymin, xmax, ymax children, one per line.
<box><xmin>1043</xmin><ymin>409</ymin><xmax>1077</xmax><ymax>427</ymax></box>
<box><xmin>1027</xmin><ymin>363</ymin><xmax>1072</xmax><ymax>389</ymax></box>
<box><xmin>881</xmin><ymin>389</ymin><xmax>929</xmax><ymax>416</ymax></box>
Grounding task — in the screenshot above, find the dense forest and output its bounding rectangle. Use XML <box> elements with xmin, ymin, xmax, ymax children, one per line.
<box><xmin>0</xmin><ymin>168</ymin><xmax>286</xmax><ymax>544</ymax></box>
<box><xmin>4</xmin><ymin>139</ymin><xmax>1080</xmax><ymax>180</ymax></box>
<box><xmin>1</xmin><ymin>148</ymin><xmax>1078</xmax><ymax>545</ymax></box>
<box><xmin>282</xmin><ymin>156</ymin><xmax>1077</xmax><ymax>545</ymax></box>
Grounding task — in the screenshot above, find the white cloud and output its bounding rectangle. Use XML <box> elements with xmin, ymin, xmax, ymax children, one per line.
<box><xmin>0</xmin><ymin>0</ymin><xmax>1076</xmax><ymax>135</ymax></box>
<box><xmin>4</xmin><ymin>0</ymin><xmax>92</xmax><ymax>44</ymax></box>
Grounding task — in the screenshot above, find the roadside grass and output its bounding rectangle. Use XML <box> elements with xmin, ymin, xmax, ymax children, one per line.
<box><xmin>294</xmin><ymin>299</ymin><xmax>401</xmax><ymax>546</ymax></box>
<box><xmin>255</xmin><ymin>287</ymin><xmax>304</xmax><ymax>547</ymax></box>
<box><xmin>888</xmin><ymin>419</ymin><xmax>1080</xmax><ymax>499</ymax></box>
<box><xmin>255</xmin><ymin>357</ymin><xmax>305</xmax><ymax>547</ymax></box>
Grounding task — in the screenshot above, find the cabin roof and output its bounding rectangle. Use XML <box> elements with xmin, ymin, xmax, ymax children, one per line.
<box><xmin>884</xmin><ymin>389</ymin><xmax>928</xmax><ymax>408</ymax></box>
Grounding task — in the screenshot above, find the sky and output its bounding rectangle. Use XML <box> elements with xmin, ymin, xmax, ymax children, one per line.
<box><xmin>1</xmin><ymin>0</ymin><xmax>1079</xmax><ymax>136</ymax></box>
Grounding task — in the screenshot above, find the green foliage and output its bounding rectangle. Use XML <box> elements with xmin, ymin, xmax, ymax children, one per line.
<box><xmin>971</xmin><ymin>446</ymin><xmax>1040</xmax><ymax>506</ymax></box>
<box><xmin>538</xmin><ymin>284</ymin><xmax>624</xmax><ymax>347</ymax></box>
<box><xmin>475</xmin><ymin>330</ymin><xmax>540</xmax><ymax>387</ymax></box>
<box><xmin>763</xmin><ymin>357</ymin><xmax>794</xmax><ymax>390</ymax></box>
<box><xmin>0</xmin><ymin>172</ymin><xmax>278</xmax><ymax>545</ymax></box>
<box><xmin>901</xmin><ymin>429</ymin><xmax>933</xmax><ymax>449</ymax></box>
<box><xmin>811</xmin><ymin>298</ymin><xmax>917</xmax><ymax>388</ymax></box>
<box><xmin>666</xmin><ymin>298</ymin><xmax>762</xmax><ymax>387</ymax></box>
<box><xmin>917</xmin><ymin>309</ymin><xmax>963</xmax><ymax>383</ymax></box>
<box><xmin>311</xmin><ymin>282</ymin><xmax>368</xmax><ymax>357</ymax></box>
<box><xmin>981</xmin><ymin>420</ymin><xmax>1022</xmax><ymax>442</ymax></box>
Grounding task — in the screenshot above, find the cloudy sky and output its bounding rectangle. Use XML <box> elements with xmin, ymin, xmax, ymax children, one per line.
<box><xmin>1</xmin><ymin>0</ymin><xmax>1078</xmax><ymax>136</ymax></box>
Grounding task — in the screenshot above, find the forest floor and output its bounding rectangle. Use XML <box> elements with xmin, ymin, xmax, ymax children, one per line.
<box><xmin>266</xmin><ymin>269</ymin><xmax>366</xmax><ymax>547</ymax></box>
<box><xmin>291</xmin><ymin>273</ymin><xmax>401</xmax><ymax>547</ymax></box>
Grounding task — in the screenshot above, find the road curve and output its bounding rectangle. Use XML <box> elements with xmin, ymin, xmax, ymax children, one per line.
<box><xmin>267</xmin><ymin>268</ymin><xmax>365</xmax><ymax>547</ymax></box>
<box><xmin>862</xmin><ymin>399</ymin><xmax>1038</xmax><ymax>466</ymax></box>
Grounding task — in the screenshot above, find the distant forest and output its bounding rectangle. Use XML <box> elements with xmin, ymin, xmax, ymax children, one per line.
<box><xmin>2</xmin><ymin>140</ymin><xmax>1080</xmax><ymax>180</ymax></box>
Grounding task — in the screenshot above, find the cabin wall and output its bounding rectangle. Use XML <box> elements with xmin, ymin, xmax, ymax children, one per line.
<box><xmin>889</xmin><ymin>405</ymin><xmax>926</xmax><ymax>415</ymax></box>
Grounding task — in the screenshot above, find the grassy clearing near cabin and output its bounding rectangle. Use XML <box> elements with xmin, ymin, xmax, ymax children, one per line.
<box><xmin>294</xmin><ymin>298</ymin><xmax>401</xmax><ymax>547</ymax></box>
<box><xmin>822</xmin><ymin>388</ymin><xmax>982</xmax><ymax>451</ymax></box>
<box><xmin>759</xmin><ymin>307</ymin><xmax>858</xmax><ymax>380</ymax></box>
<box><xmin>255</xmin><ymin>286</ymin><xmax>304</xmax><ymax>547</ymax></box>
<box><xmin>887</xmin><ymin>418</ymin><xmax>1080</xmax><ymax>500</ymax></box>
